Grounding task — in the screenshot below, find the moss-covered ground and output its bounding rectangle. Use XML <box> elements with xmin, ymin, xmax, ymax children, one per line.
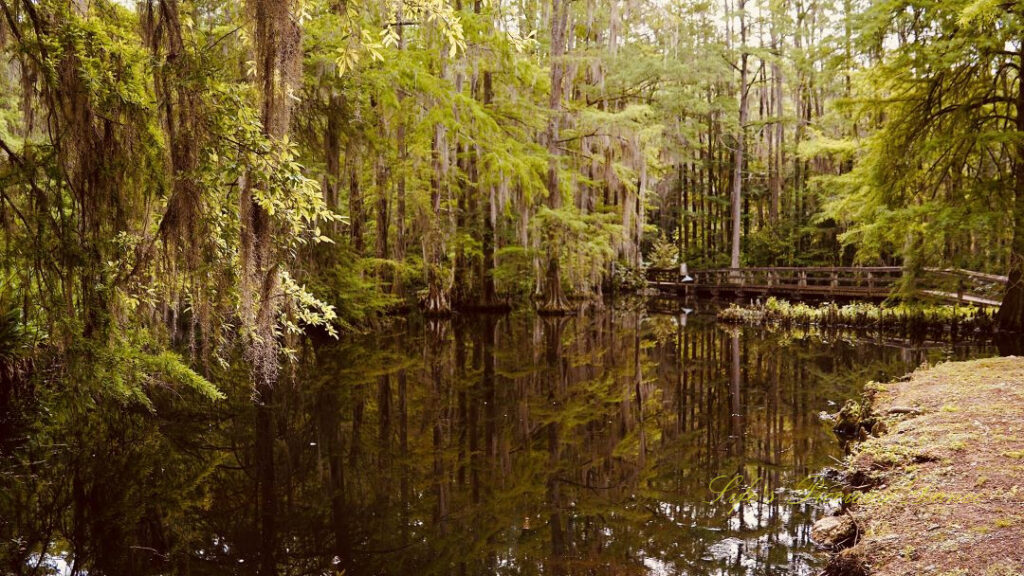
<box><xmin>828</xmin><ymin>356</ymin><xmax>1024</xmax><ymax>575</ymax></box>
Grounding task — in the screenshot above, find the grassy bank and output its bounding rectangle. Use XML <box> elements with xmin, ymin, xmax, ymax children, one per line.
<box><xmin>718</xmin><ymin>298</ymin><xmax>997</xmax><ymax>338</ymax></box>
<box><xmin>821</xmin><ymin>356</ymin><xmax>1024</xmax><ymax>576</ymax></box>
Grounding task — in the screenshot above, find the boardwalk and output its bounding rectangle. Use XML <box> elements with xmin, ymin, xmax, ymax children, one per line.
<box><xmin>646</xmin><ymin>266</ymin><xmax>1006</xmax><ymax>307</ymax></box>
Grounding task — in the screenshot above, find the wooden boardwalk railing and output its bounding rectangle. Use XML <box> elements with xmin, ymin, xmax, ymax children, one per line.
<box><xmin>646</xmin><ymin>266</ymin><xmax>1006</xmax><ymax>307</ymax></box>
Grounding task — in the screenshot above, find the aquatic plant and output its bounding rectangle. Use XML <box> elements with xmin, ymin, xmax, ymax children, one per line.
<box><xmin>717</xmin><ymin>298</ymin><xmax>996</xmax><ymax>337</ymax></box>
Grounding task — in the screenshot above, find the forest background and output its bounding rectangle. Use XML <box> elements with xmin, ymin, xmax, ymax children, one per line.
<box><xmin>0</xmin><ymin>0</ymin><xmax>1022</xmax><ymax>397</ymax></box>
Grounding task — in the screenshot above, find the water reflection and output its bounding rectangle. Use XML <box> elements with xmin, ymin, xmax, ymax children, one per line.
<box><xmin>0</xmin><ymin>311</ymin><xmax>996</xmax><ymax>575</ymax></box>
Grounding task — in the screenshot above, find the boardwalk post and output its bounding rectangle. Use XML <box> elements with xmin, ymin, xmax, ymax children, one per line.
<box><xmin>730</xmin><ymin>267</ymin><xmax>743</xmax><ymax>285</ymax></box>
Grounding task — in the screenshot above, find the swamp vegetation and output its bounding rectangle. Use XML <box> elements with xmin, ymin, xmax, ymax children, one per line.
<box><xmin>717</xmin><ymin>298</ymin><xmax>1001</xmax><ymax>340</ymax></box>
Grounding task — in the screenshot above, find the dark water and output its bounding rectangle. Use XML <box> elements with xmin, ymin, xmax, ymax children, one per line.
<box><xmin>0</xmin><ymin>309</ymin><xmax>998</xmax><ymax>575</ymax></box>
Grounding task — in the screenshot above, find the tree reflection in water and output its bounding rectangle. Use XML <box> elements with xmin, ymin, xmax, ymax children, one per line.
<box><xmin>0</xmin><ymin>311</ymin><xmax>997</xmax><ymax>575</ymax></box>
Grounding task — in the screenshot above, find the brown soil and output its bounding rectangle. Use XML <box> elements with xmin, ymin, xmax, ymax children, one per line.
<box><xmin>829</xmin><ymin>356</ymin><xmax>1024</xmax><ymax>576</ymax></box>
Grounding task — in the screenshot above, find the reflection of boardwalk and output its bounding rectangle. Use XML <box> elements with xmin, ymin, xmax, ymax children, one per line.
<box><xmin>646</xmin><ymin>266</ymin><xmax>1005</xmax><ymax>307</ymax></box>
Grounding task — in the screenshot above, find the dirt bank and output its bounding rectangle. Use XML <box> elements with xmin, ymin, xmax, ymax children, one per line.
<box><xmin>823</xmin><ymin>356</ymin><xmax>1024</xmax><ymax>576</ymax></box>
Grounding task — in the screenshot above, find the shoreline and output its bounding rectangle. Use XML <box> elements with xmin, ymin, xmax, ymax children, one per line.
<box><xmin>818</xmin><ymin>356</ymin><xmax>1024</xmax><ymax>576</ymax></box>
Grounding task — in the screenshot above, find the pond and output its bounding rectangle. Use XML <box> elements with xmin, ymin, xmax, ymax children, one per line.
<box><xmin>0</xmin><ymin>308</ymin><xmax>999</xmax><ymax>575</ymax></box>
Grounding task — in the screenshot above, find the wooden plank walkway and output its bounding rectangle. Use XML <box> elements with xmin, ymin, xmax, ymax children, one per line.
<box><xmin>646</xmin><ymin>266</ymin><xmax>1006</xmax><ymax>307</ymax></box>
<box><xmin>919</xmin><ymin>290</ymin><xmax>1002</xmax><ymax>308</ymax></box>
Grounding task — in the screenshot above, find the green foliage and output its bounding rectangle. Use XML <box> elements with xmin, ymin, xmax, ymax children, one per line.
<box><xmin>70</xmin><ymin>331</ymin><xmax>224</xmax><ymax>410</ymax></box>
<box><xmin>134</xmin><ymin>350</ymin><xmax>225</xmax><ymax>403</ymax></box>
<box><xmin>310</xmin><ymin>259</ymin><xmax>403</xmax><ymax>332</ymax></box>
<box><xmin>611</xmin><ymin>264</ymin><xmax>647</xmax><ymax>293</ymax></box>
<box><xmin>0</xmin><ymin>0</ymin><xmax>1019</xmax><ymax>407</ymax></box>
<box><xmin>0</xmin><ymin>305</ymin><xmax>40</xmax><ymax>365</ymax></box>
<box><xmin>646</xmin><ymin>231</ymin><xmax>680</xmax><ymax>269</ymax></box>
<box><xmin>534</xmin><ymin>206</ymin><xmax>620</xmax><ymax>297</ymax></box>
<box><xmin>821</xmin><ymin>0</ymin><xmax>1020</xmax><ymax>280</ymax></box>
<box><xmin>493</xmin><ymin>246</ymin><xmax>536</xmax><ymax>300</ymax></box>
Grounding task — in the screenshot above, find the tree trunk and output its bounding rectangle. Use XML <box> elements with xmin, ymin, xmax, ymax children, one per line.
<box><xmin>393</xmin><ymin>10</ymin><xmax>408</xmax><ymax>298</ymax></box>
<box><xmin>376</xmin><ymin>172</ymin><xmax>389</xmax><ymax>261</ymax></box>
<box><xmin>479</xmin><ymin>71</ymin><xmax>500</xmax><ymax>309</ymax></box>
<box><xmin>540</xmin><ymin>0</ymin><xmax>571</xmax><ymax>314</ymax></box>
<box><xmin>241</xmin><ymin>0</ymin><xmax>302</xmax><ymax>390</ymax></box>
<box><xmin>242</xmin><ymin>2</ymin><xmax>302</xmax><ymax>571</ymax></box>
<box><xmin>453</xmin><ymin>139</ymin><xmax>471</xmax><ymax>306</ymax></box>
<box><xmin>424</xmin><ymin>125</ymin><xmax>451</xmax><ymax>315</ymax></box>
<box><xmin>730</xmin><ymin>0</ymin><xmax>747</xmax><ymax>276</ymax></box>
<box><xmin>997</xmin><ymin>53</ymin><xmax>1024</xmax><ymax>332</ymax></box>
<box><xmin>324</xmin><ymin>95</ymin><xmax>343</xmax><ymax>233</ymax></box>
<box><xmin>347</xmin><ymin>141</ymin><xmax>364</xmax><ymax>254</ymax></box>
<box><xmin>769</xmin><ymin>11</ymin><xmax>783</xmax><ymax>225</ymax></box>
<box><xmin>374</xmin><ymin>98</ymin><xmax>389</xmax><ymax>264</ymax></box>
<box><xmin>1000</xmin><ymin>179</ymin><xmax>1024</xmax><ymax>332</ymax></box>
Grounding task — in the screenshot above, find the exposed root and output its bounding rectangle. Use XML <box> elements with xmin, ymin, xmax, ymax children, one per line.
<box><xmin>822</xmin><ymin>549</ymin><xmax>869</xmax><ymax>576</ymax></box>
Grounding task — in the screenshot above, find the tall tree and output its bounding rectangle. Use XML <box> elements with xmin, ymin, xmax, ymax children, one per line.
<box><xmin>823</xmin><ymin>0</ymin><xmax>1024</xmax><ymax>330</ymax></box>
<box><xmin>731</xmin><ymin>0</ymin><xmax>749</xmax><ymax>272</ymax></box>
<box><xmin>540</xmin><ymin>0</ymin><xmax>572</xmax><ymax>313</ymax></box>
